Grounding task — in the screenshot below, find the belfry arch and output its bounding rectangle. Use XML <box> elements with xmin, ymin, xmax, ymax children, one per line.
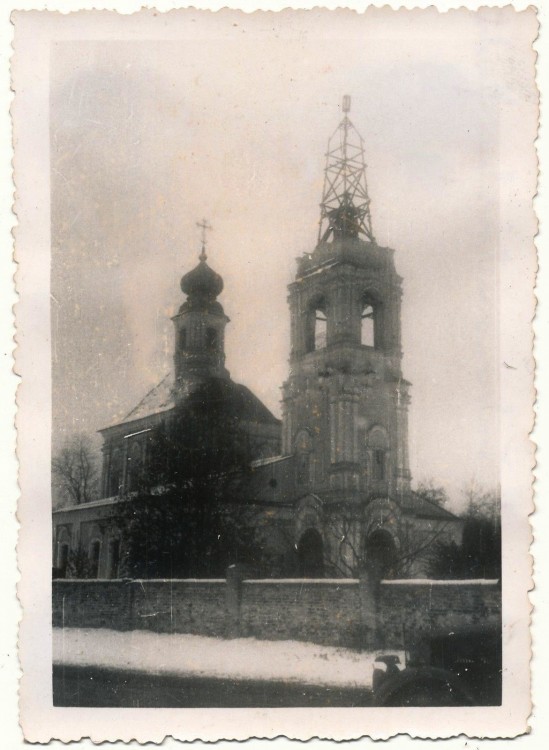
<box><xmin>361</xmin><ymin>301</ymin><xmax>375</xmax><ymax>347</ymax></box>
<box><xmin>305</xmin><ymin>296</ymin><xmax>328</xmax><ymax>352</ymax></box>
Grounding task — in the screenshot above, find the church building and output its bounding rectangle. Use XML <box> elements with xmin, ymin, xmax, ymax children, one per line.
<box><xmin>53</xmin><ymin>98</ymin><xmax>461</xmax><ymax>580</ymax></box>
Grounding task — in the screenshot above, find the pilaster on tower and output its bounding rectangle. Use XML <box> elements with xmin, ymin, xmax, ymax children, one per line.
<box><xmin>317</xmin><ymin>95</ymin><xmax>374</xmax><ymax>245</ymax></box>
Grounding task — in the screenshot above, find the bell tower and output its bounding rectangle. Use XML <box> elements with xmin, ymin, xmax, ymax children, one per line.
<box><xmin>172</xmin><ymin>220</ymin><xmax>230</xmax><ymax>390</ymax></box>
<box><xmin>282</xmin><ymin>98</ymin><xmax>411</xmax><ymax>503</ymax></box>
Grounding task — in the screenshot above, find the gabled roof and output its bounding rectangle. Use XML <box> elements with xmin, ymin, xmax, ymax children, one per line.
<box><xmin>101</xmin><ymin>374</ymin><xmax>280</xmax><ymax>433</ymax></box>
<box><xmin>401</xmin><ymin>493</ymin><xmax>460</xmax><ymax>521</ymax></box>
<box><xmin>218</xmin><ymin>381</ymin><xmax>281</xmax><ymax>426</ymax></box>
<box><xmin>123</xmin><ymin>374</ymin><xmax>174</xmax><ymax>423</ymax></box>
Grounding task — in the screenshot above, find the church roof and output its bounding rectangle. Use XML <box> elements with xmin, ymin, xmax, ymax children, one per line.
<box><xmin>103</xmin><ymin>374</ymin><xmax>280</xmax><ymax>431</ymax></box>
<box><xmin>401</xmin><ymin>493</ymin><xmax>460</xmax><ymax>521</ymax></box>
<box><xmin>187</xmin><ymin>377</ymin><xmax>281</xmax><ymax>426</ymax></box>
<box><xmin>123</xmin><ymin>374</ymin><xmax>174</xmax><ymax>423</ymax></box>
<box><xmin>180</xmin><ymin>257</ymin><xmax>224</xmax><ymax>299</ymax></box>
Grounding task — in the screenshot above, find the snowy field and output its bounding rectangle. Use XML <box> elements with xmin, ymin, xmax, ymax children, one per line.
<box><xmin>53</xmin><ymin>628</ymin><xmax>395</xmax><ymax>688</ymax></box>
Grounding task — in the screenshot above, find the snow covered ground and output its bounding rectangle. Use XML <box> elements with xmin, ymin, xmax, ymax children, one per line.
<box><xmin>53</xmin><ymin>628</ymin><xmax>397</xmax><ymax>688</ymax></box>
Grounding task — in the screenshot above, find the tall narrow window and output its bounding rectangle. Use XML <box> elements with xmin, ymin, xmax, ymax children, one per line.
<box><xmin>314</xmin><ymin>310</ymin><xmax>327</xmax><ymax>350</ymax></box>
<box><xmin>368</xmin><ymin>426</ymin><xmax>389</xmax><ymax>484</ymax></box>
<box><xmin>126</xmin><ymin>441</ymin><xmax>142</xmax><ymax>492</ymax></box>
<box><xmin>108</xmin><ymin>448</ymin><xmax>122</xmax><ymax>497</ymax></box>
<box><xmin>361</xmin><ymin>303</ymin><xmax>375</xmax><ymax>347</ymax></box>
<box><xmin>179</xmin><ymin>328</ymin><xmax>187</xmax><ymax>350</ymax></box>
<box><xmin>373</xmin><ymin>448</ymin><xmax>385</xmax><ymax>480</ymax></box>
<box><xmin>206</xmin><ymin>327</ymin><xmax>217</xmax><ymax>349</ymax></box>
<box><xmin>305</xmin><ymin>298</ymin><xmax>328</xmax><ymax>353</ymax></box>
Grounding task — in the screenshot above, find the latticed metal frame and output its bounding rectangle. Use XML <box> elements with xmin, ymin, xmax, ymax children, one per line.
<box><xmin>317</xmin><ymin>104</ymin><xmax>375</xmax><ymax>244</ymax></box>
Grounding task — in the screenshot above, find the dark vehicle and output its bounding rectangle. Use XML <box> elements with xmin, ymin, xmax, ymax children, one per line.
<box><xmin>373</xmin><ymin>627</ymin><xmax>502</xmax><ymax>707</ymax></box>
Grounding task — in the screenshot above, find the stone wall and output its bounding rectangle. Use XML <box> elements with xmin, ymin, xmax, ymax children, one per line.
<box><xmin>376</xmin><ymin>580</ymin><xmax>502</xmax><ymax>649</ymax></box>
<box><xmin>239</xmin><ymin>580</ymin><xmax>363</xmax><ymax>647</ymax></box>
<box><xmin>53</xmin><ymin>579</ymin><xmax>227</xmax><ymax>638</ymax></box>
<box><xmin>52</xmin><ymin>577</ymin><xmax>501</xmax><ymax>650</ymax></box>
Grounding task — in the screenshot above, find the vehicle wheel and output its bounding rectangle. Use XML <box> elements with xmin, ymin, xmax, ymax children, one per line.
<box><xmin>373</xmin><ymin>667</ymin><xmax>474</xmax><ymax>707</ymax></box>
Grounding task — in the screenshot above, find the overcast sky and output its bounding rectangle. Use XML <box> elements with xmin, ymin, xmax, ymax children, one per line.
<box><xmin>49</xmin><ymin>10</ymin><xmax>536</xmax><ymax>508</ymax></box>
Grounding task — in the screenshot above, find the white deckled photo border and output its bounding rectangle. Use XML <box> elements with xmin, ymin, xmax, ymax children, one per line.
<box><xmin>9</xmin><ymin>1</ymin><xmax>540</xmax><ymax>744</ymax></box>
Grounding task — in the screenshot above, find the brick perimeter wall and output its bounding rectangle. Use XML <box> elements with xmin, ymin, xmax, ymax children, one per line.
<box><xmin>240</xmin><ymin>581</ymin><xmax>362</xmax><ymax>647</ymax></box>
<box><xmin>53</xmin><ymin>580</ymin><xmax>228</xmax><ymax>638</ymax></box>
<box><xmin>53</xmin><ymin>578</ymin><xmax>501</xmax><ymax>649</ymax></box>
<box><xmin>377</xmin><ymin>582</ymin><xmax>502</xmax><ymax>648</ymax></box>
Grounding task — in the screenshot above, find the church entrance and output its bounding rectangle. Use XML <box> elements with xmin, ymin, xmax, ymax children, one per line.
<box><xmin>297</xmin><ymin>529</ymin><xmax>324</xmax><ymax>578</ymax></box>
<box><xmin>365</xmin><ymin>529</ymin><xmax>397</xmax><ymax>579</ymax></box>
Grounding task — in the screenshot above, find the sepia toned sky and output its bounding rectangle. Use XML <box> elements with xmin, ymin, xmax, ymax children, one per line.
<box><xmin>49</xmin><ymin>10</ymin><xmax>536</xmax><ymax>508</ymax></box>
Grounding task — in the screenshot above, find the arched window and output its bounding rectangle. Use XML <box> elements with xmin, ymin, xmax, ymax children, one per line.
<box><xmin>206</xmin><ymin>327</ymin><xmax>217</xmax><ymax>349</ymax></box>
<box><xmin>361</xmin><ymin>302</ymin><xmax>375</xmax><ymax>347</ymax></box>
<box><xmin>373</xmin><ymin>449</ymin><xmax>385</xmax><ymax>480</ymax></box>
<box><xmin>368</xmin><ymin>426</ymin><xmax>389</xmax><ymax>483</ymax></box>
<box><xmin>297</xmin><ymin>529</ymin><xmax>324</xmax><ymax>578</ymax></box>
<box><xmin>108</xmin><ymin>448</ymin><xmax>122</xmax><ymax>497</ymax></box>
<box><xmin>89</xmin><ymin>539</ymin><xmax>101</xmax><ymax>578</ymax></box>
<box><xmin>126</xmin><ymin>441</ymin><xmax>143</xmax><ymax>492</ymax></box>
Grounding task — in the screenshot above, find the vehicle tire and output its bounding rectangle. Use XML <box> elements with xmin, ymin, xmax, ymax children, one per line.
<box><xmin>373</xmin><ymin>667</ymin><xmax>474</xmax><ymax>707</ymax></box>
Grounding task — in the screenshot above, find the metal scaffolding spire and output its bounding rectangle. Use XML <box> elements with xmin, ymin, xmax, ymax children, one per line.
<box><xmin>317</xmin><ymin>96</ymin><xmax>375</xmax><ymax>244</ymax></box>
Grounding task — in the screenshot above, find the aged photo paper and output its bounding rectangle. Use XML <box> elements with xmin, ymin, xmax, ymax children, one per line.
<box><xmin>13</xmin><ymin>4</ymin><xmax>537</xmax><ymax>743</ymax></box>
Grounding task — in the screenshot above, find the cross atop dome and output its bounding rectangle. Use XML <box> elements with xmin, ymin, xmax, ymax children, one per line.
<box><xmin>196</xmin><ymin>218</ymin><xmax>212</xmax><ymax>261</ymax></box>
<box><xmin>317</xmin><ymin>96</ymin><xmax>375</xmax><ymax>244</ymax></box>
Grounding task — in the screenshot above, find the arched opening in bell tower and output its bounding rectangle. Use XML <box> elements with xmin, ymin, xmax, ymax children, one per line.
<box><xmin>361</xmin><ymin>303</ymin><xmax>375</xmax><ymax>347</ymax></box>
<box><xmin>297</xmin><ymin>529</ymin><xmax>325</xmax><ymax>578</ymax></box>
<box><xmin>306</xmin><ymin>297</ymin><xmax>328</xmax><ymax>352</ymax></box>
<box><xmin>315</xmin><ymin>310</ymin><xmax>327</xmax><ymax>350</ymax></box>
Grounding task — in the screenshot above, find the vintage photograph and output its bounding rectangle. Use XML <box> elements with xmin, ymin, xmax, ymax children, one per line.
<box><xmin>13</xmin><ymin>5</ymin><xmax>536</xmax><ymax>741</ymax></box>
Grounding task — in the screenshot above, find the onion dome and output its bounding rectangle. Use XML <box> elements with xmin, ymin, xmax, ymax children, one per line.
<box><xmin>180</xmin><ymin>256</ymin><xmax>224</xmax><ymax>300</ymax></box>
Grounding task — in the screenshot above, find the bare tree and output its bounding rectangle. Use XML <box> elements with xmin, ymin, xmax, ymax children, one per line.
<box><xmin>429</xmin><ymin>482</ymin><xmax>501</xmax><ymax>579</ymax></box>
<box><xmin>461</xmin><ymin>480</ymin><xmax>500</xmax><ymax>521</ymax></box>
<box><xmin>323</xmin><ymin>506</ymin><xmax>451</xmax><ymax>579</ymax></box>
<box><xmin>52</xmin><ymin>433</ymin><xmax>100</xmax><ymax>506</ymax></box>
<box><xmin>412</xmin><ymin>478</ymin><xmax>450</xmax><ymax>508</ymax></box>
